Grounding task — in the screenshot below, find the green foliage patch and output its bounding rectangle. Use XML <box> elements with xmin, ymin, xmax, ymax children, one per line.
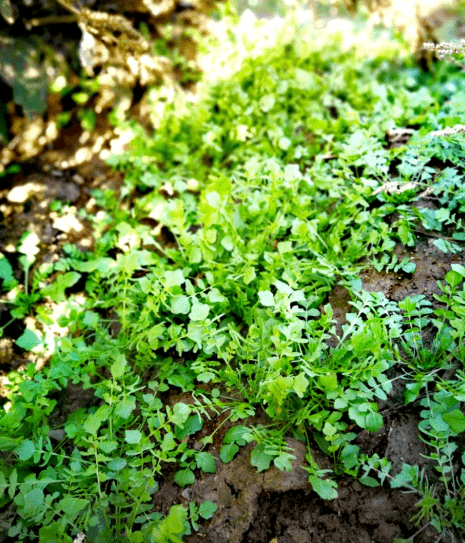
<box><xmin>1</xmin><ymin>12</ymin><xmax>465</xmax><ymax>543</ymax></box>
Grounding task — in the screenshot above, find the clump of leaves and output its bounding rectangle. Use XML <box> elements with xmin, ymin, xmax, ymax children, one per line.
<box><xmin>2</xmin><ymin>8</ymin><xmax>465</xmax><ymax>542</ymax></box>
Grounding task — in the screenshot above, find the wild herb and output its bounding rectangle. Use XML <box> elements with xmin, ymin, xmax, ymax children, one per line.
<box><xmin>2</xmin><ymin>9</ymin><xmax>465</xmax><ymax>542</ymax></box>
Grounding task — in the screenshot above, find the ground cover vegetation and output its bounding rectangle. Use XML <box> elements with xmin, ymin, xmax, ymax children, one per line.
<box><xmin>1</xmin><ymin>5</ymin><xmax>465</xmax><ymax>542</ymax></box>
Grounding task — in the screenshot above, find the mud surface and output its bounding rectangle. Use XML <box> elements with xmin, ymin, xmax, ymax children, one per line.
<box><xmin>360</xmin><ymin>240</ymin><xmax>463</xmax><ymax>303</ymax></box>
<box><xmin>149</xmin><ymin>415</ymin><xmax>438</xmax><ymax>543</ymax></box>
<box><xmin>245</xmin><ymin>486</ymin><xmax>421</xmax><ymax>543</ymax></box>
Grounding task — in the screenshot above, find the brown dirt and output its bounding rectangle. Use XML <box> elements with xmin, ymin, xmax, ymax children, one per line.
<box><xmin>147</xmin><ymin>411</ymin><xmax>438</xmax><ymax>543</ymax></box>
<box><xmin>360</xmin><ymin>240</ymin><xmax>463</xmax><ymax>304</ymax></box>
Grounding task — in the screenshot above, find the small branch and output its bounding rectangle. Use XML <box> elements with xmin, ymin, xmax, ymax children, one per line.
<box><xmin>25</xmin><ymin>14</ymin><xmax>77</xmax><ymax>29</ymax></box>
<box><xmin>413</xmin><ymin>230</ymin><xmax>457</xmax><ymax>242</ymax></box>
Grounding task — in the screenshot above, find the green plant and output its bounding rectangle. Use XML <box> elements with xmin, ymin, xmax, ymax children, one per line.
<box><xmin>0</xmin><ymin>232</ymin><xmax>45</xmax><ymax>347</ymax></box>
<box><xmin>389</xmin><ymin>390</ymin><xmax>465</xmax><ymax>542</ymax></box>
<box><xmin>356</xmin><ymin>269</ymin><xmax>465</xmax><ymax>540</ymax></box>
<box><xmin>3</xmin><ymin>8</ymin><xmax>465</xmax><ymax>542</ymax></box>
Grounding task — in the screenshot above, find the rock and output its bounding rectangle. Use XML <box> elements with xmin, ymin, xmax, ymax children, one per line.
<box><xmin>52</xmin><ymin>212</ymin><xmax>84</xmax><ymax>234</ymax></box>
<box><xmin>285</xmin><ymin>526</ymin><xmax>311</xmax><ymax>543</ymax></box>
<box><xmin>0</xmin><ymin>338</ymin><xmax>14</xmax><ymax>365</ymax></box>
<box><xmin>7</xmin><ymin>177</ymin><xmax>80</xmax><ymax>204</ymax></box>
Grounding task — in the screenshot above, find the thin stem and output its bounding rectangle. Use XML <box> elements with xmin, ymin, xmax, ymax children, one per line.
<box><xmin>55</xmin><ymin>0</ymin><xmax>80</xmax><ymax>15</ymax></box>
<box><xmin>24</xmin><ymin>262</ymin><xmax>29</xmax><ymax>296</ymax></box>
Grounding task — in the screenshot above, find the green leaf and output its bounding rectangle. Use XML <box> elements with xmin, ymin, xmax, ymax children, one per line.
<box><xmin>83</xmin><ymin>414</ymin><xmax>101</xmax><ymax>436</ymax></box>
<box><xmin>15</xmin><ymin>439</ymin><xmax>35</xmax><ymax>461</ymax></box>
<box><xmin>73</xmin><ymin>258</ymin><xmax>114</xmax><ymax>273</ymax></box>
<box><xmin>221</xmin><ymin>236</ymin><xmax>234</xmax><ymax>251</ymax></box>
<box><xmin>198</xmin><ymin>500</ymin><xmax>218</xmax><ymax>519</ymax></box>
<box><xmin>443</xmin><ymin>410</ymin><xmax>465</xmax><ymax>433</ymax></box>
<box><xmin>152</xmin><ymin>504</ymin><xmax>187</xmax><ymax>540</ymax></box>
<box><xmin>111</xmin><ymin>353</ymin><xmax>127</xmax><ymax>379</ymax></box>
<box><xmin>82</xmin><ymin>311</ymin><xmax>100</xmax><ymax>328</ymax></box>
<box><xmin>334</xmin><ymin>398</ymin><xmax>348</xmax><ymax>409</ymax></box>
<box><xmin>434</xmin><ymin>239</ymin><xmax>462</xmax><ymax>254</ymax></box>
<box><xmin>95</xmin><ymin>405</ymin><xmax>111</xmax><ymax>422</ymax></box>
<box><xmin>283</xmin><ymin>164</ymin><xmax>302</xmax><ymax>182</ymax></box>
<box><xmin>293</xmin><ymin>374</ymin><xmax>309</xmax><ymax>398</ymax></box>
<box><xmin>171</xmin><ymin>403</ymin><xmax>191</xmax><ymax>426</ymax></box>
<box><xmin>189</xmin><ymin>302</ymin><xmax>210</xmax><ymax>321</ymax></box>
<box><xmin>196</xmin><ymin>452</ymin><xmax>216</xmax><ymax>473</ymax></box>
<box><xmin>435</xmin><ymin>208</ymin><xmax>450</xmax><ymax>222</ymax></box>
<box><xmin>115</xmin><ymin>396</ymin><xmax>136</xmax><ymax>419</ymax></box>
<box><xmin>125</xmin><ymin>430</ymin><xmax>143</xmax><ymax>444</ymax></box>
<box><xmin>294</xmin><ymin>67</ymin><xmax>316</xmax><ymax>89</ymax></box>
<box><xmin>266</xmin><ymin>375</ymin><xmax>293</xmax><ymax>405</ymax></box>
<box><xmin>0</xmin><ymin>254</ymin><xmax>15</xmax><ymax>290</ymax></box>
<box><xmin>175</xmin><ymin>415</ymin><xmax>204</xmax><ymax>440</ymax></box>
<box><xmin>258</xmin><ymin>290</ymin><xmax>275</xmax><ymax>307</ymax></box>
<box><xmin>318</xmin><ymin>374</ymin><xmax>337</xmax><ymax>392</ymax></box>
<box><xmin>405</xmin><ymin>382</ymin><xmax>422</xmax><ymax>405</ymax></box>
<box><xmin>78</xmin><ymin>108</ymin><xmax>96</xmax><ymax>132</ymax></box>
<box><xmin>171</xmin><ymin>295</ymin><xmax>191</xmax><ymax>315</ymax></box>
<box><xmin>205</xmin><ymin>191</ymin><xmax>221</xmax><ymax>208</ymax></box>
<box><xmin>451</xmin><ymin>263</ymin><xmax>465</xmax><ymax>277</ymax></box>
<box><xmin>42</xmin><ymin>271</ymin><xmax>81</xmax><ymax>302</ymax></box>
<box><xmin>165</xmin><ymin>269</ymin><xmax>185</xmax><ymax>288</ymax></box>
<box><xmin>359</xmin><ymin>476</ymin><xmax>380</xmax><ymax>487</ymax></box>
<box><xmin>70</xmin><ymin>461</ymin><xmax>82</xmax><ymax>473</ymax></box>
<box><xmin>279</xmin><ymin>137</ymin><xmax>291</xmax><ymax>150</ymax></box>
<box><xmin>260</xmin><ymin>94</ymin><xmax>275</xmax><ymax>112</ymax></box>
<box><xmin>38</xmin><ymin>522</ymin><xmax>72</xmax><ymax>543</ymax></box>
<box><xmin>107</xmin><ymin>458</ymin><xmax>127</xmax><ymax>472</ymax></box>
<box><xmin>243</xmin><ymin>267</ymin><xmax>256</xmax><ymax>285</ymax></box>
<box><xmin>220</xmin><ymin>443</ymin><xmax>239</xmax><ymax>463</ymax></box>
<box><xmin>59</xmin><ymin>498</ymin><xmax>89</xmax><ymax>515</ymax></box>
<box><xmin>401</xmin><ymin>261</ymin><xmax>416</xmax><ymax>274</ymax></box>
<box><xmin>274</xmin><ymin>453</ymin><xmax>293</xmax><ymax>472</ymax></box>
<box><xmin>391</xmin><ymin>464</ymin><xmax>417</xmax><ymax>488</ymax></box>
<box><xmin>174</xmin><ymin>468</ymin><xmax>195</xmax><ymax>487</ymax></box>
<box><xmin>445</xmin><ymin>270</ymin><xmax>463</xmax><ymax>288</ymax></box>
<box><xmin>188</xmin><ymin>247</ymin><xmax>202</xmax><ymax>264</ymax></box>
<box><xmin>250</xmin><ymin>444</ymin><xmax>273</xmax><ymax>472</ymax></box>
<box><xmin>313</xmin><ymin>432</ymin><xmax>331</xmax><ymax>455</ymax></box>
<box><xmin>23</xmin><ymin>486</ymin><xmax>44</xmax><ymax>511</ymax></box>
<box><xmin>223</xmin><ymin>426</ymin><xmax>247</xmax><ymax>445</ymax></box>
<box><xmin>15</xmin><ymin>329</ymin><xmax>41</xmax><ymax>350</ymax></box>
<box><xmin>365</xmin><ymin>411</ymin><xmax>383</xmax><ymax>432</ymax></box>
<box><xmin>207</xmin><ymin>288</ymin><xmax>226</xmax><ymax>304</ymax></box>
<box><xmin>308</xmin><ymin>475</ymin><xmax>338</xmax><ymax>499</ymax></box>
<box><xmin>197</xmin><ymin>371</ymin><xmax>216</xmax><ymax>383</ymax></box>
<box><xmin>8</xmin><ymin>469</ymin><xmax>17</xmax><ymax>499</ymax></box>
<box><xmin>0</xmin><ymin>471</ymin><xmax>6</xmax><ymax>499</ymax></box>
<box><xmin>147</xmin><ymin>324</ymin><xmax>164</xmax><ymax>349</ymax></box>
